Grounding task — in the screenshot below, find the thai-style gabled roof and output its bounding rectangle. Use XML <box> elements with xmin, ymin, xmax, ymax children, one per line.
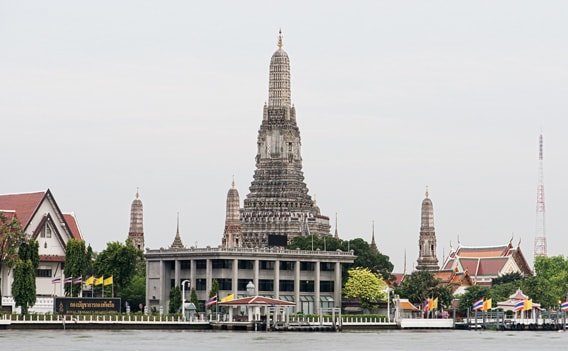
<box><xmin>218</xmin><ymin>295</ymin><xmax>295</xmax><ymax>306</ymax></box>
<box><xmin>0</xmin><ymin>191</ymin><xmax>45</xmax><ymax>229</ymax></box>
<box><xmin>398</xmin><ymin>299</ymin><xmax>419</xmax><ymax>311</ymax></box>
<box><xmin>63</xmin><ymin>213</ymin><xmax>83</xmax><ymax>240</ymax></box>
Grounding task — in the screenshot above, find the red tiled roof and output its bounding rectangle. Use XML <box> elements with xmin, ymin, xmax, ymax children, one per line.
<box><xmin>63</xmin><ymin>213</ymin><xmax>83</xmax><ymax>240</ymax></box>
<box><xmin>0</xmin><ymin>210</ymin><xmax>17</xmax><ymax>222</ymax></box>
<box><xmin>456</xmin><ymin>245</ymin><xmax>510</xmax><ymax>258</ymax></box>
<box><xmin>443</xmin><ymin>258</ymin><xmax>454</xmax><ymax>270</ymax></box>
<box><xmin>391</xmin><ymin>273</ymin><xmax>406</xmax><ymax>286</ymax></box>
<box><xmin>477</xmin><ymin>258</ymin><xmax>509</xmax><ymax>275</ymax></box>
<box><xmin>219</xmin><ymin>296</ymin><xmax>295</xmax><ymax>306</ymax></box>
<box><xmin>0</xmin><ymin>191</ymin><xmax>45</xmax><ymax>228</ymax></box>
<box><xmin>40</xmin><ymin>254</ymin><xmax>65</xmax><ymax>262</ymax></box>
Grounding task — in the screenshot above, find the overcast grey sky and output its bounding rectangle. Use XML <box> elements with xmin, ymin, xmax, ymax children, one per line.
<box><xmin>1</xmin><ymin>1</ymin><xmax>567</xmax><ymax>272</ymax></box>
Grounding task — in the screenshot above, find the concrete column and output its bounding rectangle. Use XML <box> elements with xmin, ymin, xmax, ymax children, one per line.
<box><xmin>334</xmin><ymin>262</ymin><xmax>342</xmax><ymax>308</ymax></box>
<box><xmin>160</xmin><ymin>260</ymin><xmax>167</xmax><ymax>307</ymax></box>
<box><xmin>190</xmin><ymin>260</ymin><xmax>196</xmax><ymax>293</ymax></box>
<box><xmin>232</xmin><ymin>259</ymin><xmax>238</xmax><ymax>297</ymax></box>
<box><xmin>294</xmin><ymin>260</ymin><xmax>300</xmax><ymax>312</ymax></box>
<box><xmin>174</xmin><ymin>260</ymin><xmax>180</xmax><ymax>287</ymax></box>
<box><xmin>206</xmin><ymin>259</ymin><xmax>212</xmax><ymax>295</ymax></box>
<box><xmin>253</xmin><ymin>259</ymin><xmax>259</xmax><ymax>295</ymax></box>
<box><xmin>315</xmin><ymin>260</ymin><xmax>321</xmax><ymax>314</ymax></box>
<box><xmin>274</xmin><ymin>260</ymin><xmax>280</xmax><ymax>299</ymax></box>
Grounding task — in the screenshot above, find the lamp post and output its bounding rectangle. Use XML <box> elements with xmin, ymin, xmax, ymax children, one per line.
<box><xmin>181</xmin><ymin>280</ymin><xmax>190</xmax><ymax>321</ymax></box>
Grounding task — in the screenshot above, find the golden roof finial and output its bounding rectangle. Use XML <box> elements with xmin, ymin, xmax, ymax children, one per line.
<box><xmin>136</xmin><ymin>187</ymin><xmax>139</xmax><ymax>199</ymax></box>
<box><xmin>425</xmin><ymin>185</ymin><xmax>429</xmax><ymax>198</ymax></box>
<box><xmin>232</xmin><ymin>175</ymin><xmax>235</xmax><ymax>189</ymax></box>
<box><xmin>277</xmin><ymin>28</ymin><xmax>283</xmax><ymax>49</ymax></box>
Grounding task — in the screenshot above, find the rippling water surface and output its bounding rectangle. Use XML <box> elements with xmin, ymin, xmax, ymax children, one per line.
<box><xmin>1</xmin><ymin>329</ymin><xmax>567</xmax><ymax>351</ymax></box>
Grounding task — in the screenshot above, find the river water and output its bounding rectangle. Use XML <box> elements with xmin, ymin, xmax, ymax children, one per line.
<box><xmin>0</xmin><ymin>329</ymin><xmax>567</xmax><ymax>351</ymax></box>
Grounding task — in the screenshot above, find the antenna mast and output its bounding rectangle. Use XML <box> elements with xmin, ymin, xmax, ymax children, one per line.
<box><xmin>534</xmin><ymin>134</ymin><xmax>547</xmax><ymax>258</ymax></box>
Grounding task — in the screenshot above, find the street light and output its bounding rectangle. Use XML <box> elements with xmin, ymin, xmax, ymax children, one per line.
<box><xmin>181</xmin><ymin>280</ymin><xmax>190</xmax><ymax>321</ymax></box>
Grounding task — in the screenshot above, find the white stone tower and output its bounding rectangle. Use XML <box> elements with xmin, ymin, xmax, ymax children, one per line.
<box><xmin>222</xmin><ymin>178</ymin><xmax>242</xmax><ymax>248</ymax></box>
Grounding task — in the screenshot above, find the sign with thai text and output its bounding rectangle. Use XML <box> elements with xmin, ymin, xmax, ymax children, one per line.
<box><xmin>54</xmin><ymin>297</ymin><xmax>122</xmax><ymax>314</ymax></box>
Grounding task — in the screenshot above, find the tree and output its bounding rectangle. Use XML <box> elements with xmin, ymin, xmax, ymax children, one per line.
<box><xmin>0</xmin><ymin>213</ymin><xmax>25</xmax><ymax>297</ymax></box>
<box><xmin>169</xmin><ymin>286</ymin><xmax>182</xmax><ymax>314</ymax></box>
<box><xmin>395</xmin><ymin>271</ymin><xmax>440</xmax><ymax>305</ymax></box>
<box><xmin>457</xmin><ymin>285</ymin><xmax>489</xmax><ymax>314</ymax></box>
<box><xmin>12</xmin><ymin>239</ymin><xmax>39</xmax><ymax>314</ymax></box>
<box><xmin>521</xmin><ymin>256</ymin><xmax>568</xmax><ymax>309</ymax></box>
<box><xmin>190</xmin><ymin>288</ymin><xmax>199</xmax><ymax>311</ymax></box>
<box><xmin>343</xmin><ymin>267</ymin><xmax>387</xmax><ymax>309</ymax></box>
<box><xmin>209</xmin><ymin>279</ymin><xmax>219</xmax><ymax>298</ymax></box>
<box><xmin>94</xmin><ymin>241</ymin><xmax>143</xmax><ymax>296</ymax></box>
<box><xmin>64</xmin><ymin>239</ymin><xmax>89</xmax><ymax>296</ymax></box>
<box><xmin>492</xmin><ymin>272</ymin><xmax>523</xmax><ymax>286</ymax></box>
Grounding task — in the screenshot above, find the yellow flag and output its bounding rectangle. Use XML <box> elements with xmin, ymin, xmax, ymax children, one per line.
<box><xmin>483</xmin><ymin>298</ymin><xmax>492</xmax><ymax>311</ymax></box>
<box><xmin>84</xmin><ymin>276</ymin><xmax>95</xmax><ymax>286</ymax></box>
<box><xmin>221</xmin><ymin>294</ymin><xmax>234</xmax><ymax>303</ymax></box>
<box><xmin>432</xmin><ymin>298</ymin><xmax>438</xmax><ymax>310</ymax></box>
<box><xmin>523</xmin><ymin>299</ymin><xmax>533</xmax><ymax>311</ymax></box>
<box><xmin>103</xmin><ymin>276</ymin><xmax>113</xmax><ymax>286</ymax></box>
<box><xmin>94</xmin><ymin>276</ymin><xmax>104</xmax><ymax>286</ymax></box>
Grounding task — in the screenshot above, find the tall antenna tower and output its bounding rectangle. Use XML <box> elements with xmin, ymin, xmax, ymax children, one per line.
<box><xmin>534</xmin><ymin>134</ymin><xmax>547</xmax><ymax>257</ymax></box>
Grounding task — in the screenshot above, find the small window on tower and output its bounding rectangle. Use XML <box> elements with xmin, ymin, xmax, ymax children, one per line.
<box><xmin>45</xmin><ymin>224</ymin><xmax>52</xmax><ymax>238</ymax></box>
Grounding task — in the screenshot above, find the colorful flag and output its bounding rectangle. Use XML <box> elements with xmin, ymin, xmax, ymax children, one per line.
<box><xmin>472</xmin><ymin>299</ymin><xmax>484</xmax><ymax>311</ymax></box>
<box><xmin>94</xmin><ymin>276</ymin><xmax>104</xmax><ymax>286</ymax></box>
<box><xmin>431</xmin><ymin>297</ymin><xmax>438</xmax><ymax>310</ymax></box>
<box><xmin>561</xmin><ymin>301</ymin><xmax>568</xmax><ymax>311</ymax></box>
<box><xmin>482</xmin><ymin>298</ymin><xmax>492</xmax><ymax>311</ymax></box>
<box><xmin>103</xmin><ymin>276</ymin><xmax>113</xmax><ymax>286</ymax></box>
<box><xmin>523</xmin><ymin>299</ymin><xmax>533</xmax><ymax>311</ymax></box>
<box><xmin>513</xmin><ymin>300</ymin><xmax>525</xmax><ymax>311</ymax></box>
<box><xmin>206</xmin><ymin>295</ymin><xmax>218</xmax><ymax>307</ymax></box>
<box><xmin>51</xmin><ymin>277</ymin><xmax>61</xmax><ymax>284</ymax></box>
<box><xmin>84</xmin><ymin>276</ymin><xmax>95</xmax><ymax>286</ymax></box>
<box><xmin>220</xmin><ymin>294</ymin><xmax>234</xmax><ymax>303</ymax></box>
<box><xmin>64</xmin><ymin>277</ymin><xmax>73</xmax><ymax>284</ymax></box>
<box><xmin>73</xmin><ymin>276</ymin><xmax>83</xmax><ymax>284</ymax></box>
<box><xmin>423</xmin><ymin>299</ymin><xmax>430</xmax><ymax>312</ymax></box>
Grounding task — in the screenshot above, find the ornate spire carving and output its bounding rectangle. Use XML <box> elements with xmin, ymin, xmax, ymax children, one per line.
<box><xmin>223</xmin><ymin>178</ymin><xmax>242</xmax><ymax>248</ymax></box>
<box><xmin>128</xmin><ymin>189</ymin><xmax>144</xmax><ymax>251</ymax></box>
<box><xmin>416</xmin><ymin>188</ymin><xmax>439</xmax><ymax>271</ymax></box>
<box><xmin>370</xmin><ymin>220</ymin><xmax>378</xmax><ymax>253</ymax></box>
<box><xmin>268</xmin><ymin>29</ymin><xmax>291</xmax><ymax>108</ymax></box>
<box><xmin>170</xmin><ymin>212</ymin><xmax>185</xmax><ymax>249</ymax></box>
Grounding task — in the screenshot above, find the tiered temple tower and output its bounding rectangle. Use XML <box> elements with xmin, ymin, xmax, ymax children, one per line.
<box><xmin>416</xmin><ymin>188</ymin><xmax>440</xmax><ymax>271</ymax></box>
<box><xmin>128</xmin><ymin>189</ymin><xmax>145</xmax><ymax>251</ymax></box>
<box><xmin>170</xmin><ymin>213</ymin><xmax>185</xmax><ymax>249</ymax></box>
<box><xmin>240</xmin><ymin>31</ymin><xmax>331</xmax><ymax>248</ymax></box>
<box><xmin>222</xmin><ymin>178</ymin><xmax>242</xmax><ymax>248</ymax></box>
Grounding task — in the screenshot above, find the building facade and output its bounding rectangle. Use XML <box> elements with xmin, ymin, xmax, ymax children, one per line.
<box><xmin>416</xmin><ymin>189</ymin><xmax>440</xmax><ymax>271</ymax></box>
<box><xmin>0</xmin><ymin>189</ymin><xmax>83</xmax><ymax>299</ymax></box>
<box><xmin>240</xmin><ymin>31</ymin><xmax>331</xmax><ymax>248</ymax></box>
<box><xmin>145</xmin><ymin>247</ymin><xmax>355</xmax><ymax>314</ymax></box>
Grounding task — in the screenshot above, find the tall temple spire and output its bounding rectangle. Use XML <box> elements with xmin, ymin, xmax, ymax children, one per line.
<box><xmin>268</xmin><ymin>29</ymin><xmax>291</xmax><ymax>108</ymax></box>
<box><xmin>128</xmin><ymin>189</ymin><xmax>144</xmax><ymax>251</ymax></box>
<box><xmin>370</xmin><ymin>220</ymin><xmax>378</xmax><ymax>253</ymax></box>
<box><xmin>223</xmin><ymin>178</ymin><xmax>242</xmax><ymax>248</ymax></box>
<box><xmin>240</xmin><ymin>32</ymin><xmax>331</xmax><ymax>248</ymax></box>
<box><xmin>416</xmin><ymin>188</ymin><xmax>439</xmax><ymax>271</ymax></box>
<box><xmin>334</xmin><ymin>212</ymin><xmax>339</xmax><ymax>239</ymax></box>
<box><xmin>170</xmin><ymin>212</ymin><xmax>184</xmax><ymax>249</ymax></box>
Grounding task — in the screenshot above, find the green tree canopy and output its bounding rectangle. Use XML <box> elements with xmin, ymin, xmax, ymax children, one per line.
<box><xmin>521</xmin><ymin>256</ymin><xmax>568</xmax><ymax>309</ymax></box>
<box><xmin>395</xmin><ymin>271</ymin><xmax>441</xmax><ymax>305</ymax></box>
<box><xmin>0</xmin><ymin>213</ymin><xmax>25</xmax><ymax>297</ymax></box>
<box><xmin>94</xmin><ymin>241</ymin><xmax>143</xmax><ymax>297</ymax></box>
<box><xmin>64</xmin><ymin>239</ymin><xmax>90</xmax><ymax>296</ymax></box>
<box><xmin>169</xmin><ymin>286</ymin><xmax>182</xmax><ymax>314</ymax></box>
<box><xmin>209</xmin><ymin>279</ymin><xmax>219</xmax><ymax>299</ymax></box>
<box><xmin>12</xmin><ymin>238</ymin><xmax>39</xmax><ymax>314</ymax></box>
<box><xmin>456</xmin><ymin>285</ymin><xmax>489</xmax><ymax>314</ymax></box>
<box><xmin>343</xmin><ymin>267</ymin><xmax>387</xmax><ymax>309</ymax></box>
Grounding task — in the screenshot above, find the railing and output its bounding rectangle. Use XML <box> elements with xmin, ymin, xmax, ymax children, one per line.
<box><xmin>288</xmin><ymin>315</ymin><xmax>395</xmax><ymax>325</ymax></box>
<box><xmin>0</xmin><ymin>313</ymin><xmax>209</xmax><ymax>324</ymax></box>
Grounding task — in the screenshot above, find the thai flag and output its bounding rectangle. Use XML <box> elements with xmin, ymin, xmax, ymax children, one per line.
<box><xmin>205</xmin><ymin>295</ymin><xmax>218</xmax><ymax>307</ymax></box>
<box><xmin>64</xmin><ymin>277</ymin><xmax>73</xmax><ymax>284</ymax></box>
<box><xmin>513</xmin><ymin>300</ymin><xmax>525</xmax><ymax>311</ymax></box>
<box><xmin>72</xmin><ymin>277</ymin><xmax>83</xmax><ymax>284</ymax></box>
<box><xmin>561</xmin><ymin>301</ymin><xmax>568</xmax><ymax>311</ymax></box>
<box><xmin>472</xmin><ymin>299</ymin><xmax>484</xmax><ymax>311</ymax></box>
<box><xmin>51</xmin><ymin>277</ymin><xmax>61</xmax><ymax>284</ymax></box>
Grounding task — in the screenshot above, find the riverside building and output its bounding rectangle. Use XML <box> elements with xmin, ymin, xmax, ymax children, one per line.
<box><xmin>145</xmin><ymin>32</ymin><xmax>355</xmax><ymax>314</ymax></box>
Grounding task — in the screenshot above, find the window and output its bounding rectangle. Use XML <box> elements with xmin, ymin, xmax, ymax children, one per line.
<box><xmin>320</xmin><ymin>281</ymin><xmax>334</xmax><ymax>292</ymax></box>
<box><xmin>195</xmin><ymin>279</ymin><xmax>206</xmax><ymax>291</ymax></box>
<box><xmin>300</xmin><ymin>262</ymin><xmax>315</xmax><ymax>271</ymax></box>
<box><xmin>195</xmin><ymin>260</ymin><xmax>207</xmax><ymax>269</ymax></box>
<box><xmin>280</xmin><ymin>261</ymin><xmax>295</xmax><ymax>271</ymax></box>
<box><xmin>45</xmin><ymin>224</ymin><xmax>52</xmax><ymax>238</ymax></box>
<box><xmin>300</xmin><ymin>280</ymin><xmax>314</xmax><ymax>292</ymax></box>
<box><xmin>238</xmin><ymin>260</ymin><xmax>253</xmax><ymax>270</ymax></box>
<box><xmin>212</xmin><ymin>259</ymin><xmax>232</xmax><ymax>269</ymax></box>
<box><xmin>320</xmin><ymin>262</ymin><xmax>334</xmax><ymax>271</ymax></box>
<box><xmin>238</xmin><ymin>279</ymin><xmax>251</xmax><ymax>291</ymax></box>
<box><xmin>260</xmin><ymin>260</ymin><xmax>274</xmax><ymax>270</ymax></box>
<box><xmin>36</xmin><ymin>269</ymin><xmax>52</xmax><ymax>278</ymax></box>
<box><xmin>279</xmin><ymin>280</ymin><xmax>294</xmax><ymax>292</ymax></box>
<box><xmin>217</xmin><ymin>278</ymin><xmax>232</xmax><ymax>291</ymax></box>
<box><xmin>259</xmin><ymin>279</ymin><xmax>274</xmax><ymax>291</ymax></box>
<box><xmin>180</xmin><ymin>260</ymin><xmax>190</xmax><ymax>269</ymax></box>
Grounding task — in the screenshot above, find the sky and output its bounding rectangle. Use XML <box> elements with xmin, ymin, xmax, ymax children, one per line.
<box><xmin>1</xmin><ymin>1</ymin><xmax>567</xmax><ymax>272</ymax></box>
